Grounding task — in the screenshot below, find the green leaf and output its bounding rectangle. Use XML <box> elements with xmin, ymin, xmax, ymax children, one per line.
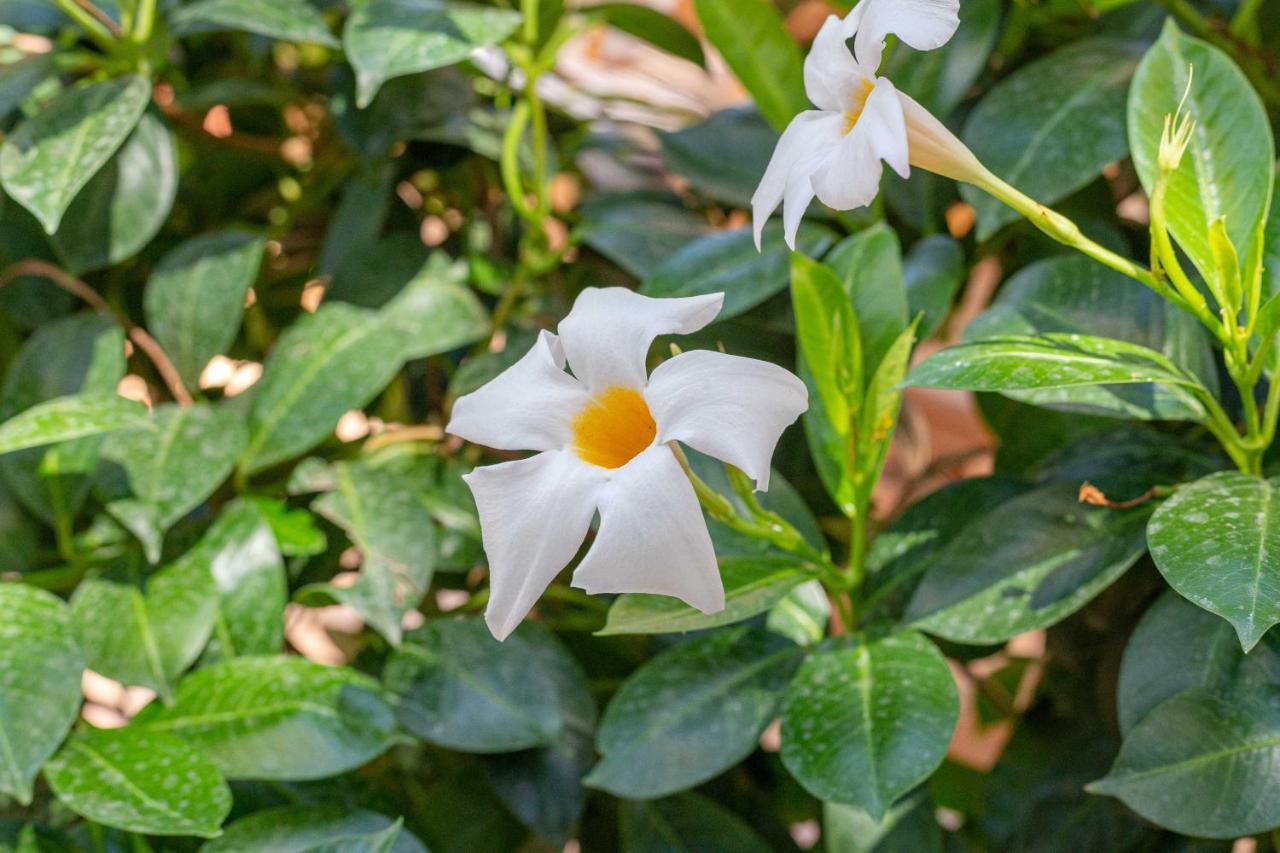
<box><xmin>904</xmin><ymin>481</ymin><xmax>1149</xmax><ymax>644</ymax></box>
<box><xmin>170</xmin><ymin>0</ymin><xmax>340</xmax><ymax>46</ymax></box>
<box><xmin>0</xmin><ymin>584</ymin><xmax>84</xmax><ymax>805</ymax></box>
<box><xmin>599</xmin><ymin>555</ymin><xmax>812</xmax><ymax>635</ymax></box>
<box><xmin>781</xmin><ymin>631</ymin><xmax>958</xmax><ymax>820</ymax></box>
<box><xmin>1117</xmin><ymin>591</ymin><xmax>1280</xmax><ymax>735</ymax></box>
<box><xmin>50</xmin><ymin>113</ymin><xmax>178</xmax><ymax>275</ymax></box>
<box><xmin>960</xmin><ymin>39</ymin><xmax>1141</xmax><ymax>239</ymax></box>
<box><xmin>1147</xmin><ymin>471</ymin><xmax>1280</xmax><ymax>651</ymax></box>
<box><xmin>205</xmin><ymin>807</ymin><xmax>427</xmax><ymax>853</ymax></box>
<box><xmin>791</xmin><ymin>254</ymin><xmax>860</xmax><ymax>436</ymax></box>
<box><xmin>964</xmin><ymin>255</ymin><xmax>1216</xmax><ymax>420</ymax></box>
<box><xmin>136</xmin><ymin>655</ymin><xmax>396</xmax><ymax>780</ymax></box>
<box><xmin>307</xmin><ymin>457</ymin><xmax>436</xmax><ymax>645</ymax></box>
<box><xmin>641</xmin><ymin>223</ymin><xmax>835</xmax><ymax>322</ymax></box>
<box><xmin>44</xmin><ymin>727</ymin><xmax>231</xmax><ymax>838</ymax></box>
<box><xmin>1090</xmin><ymin>687</ymin><xmax>1280</xmax><ymax>838</ymax></box>
<box><xmin>855</xmin><ymin>321</ymin><xmax>917</xmax><ymax>507</ymax></box>
<box><xmin>902</xmin><ymin>235</ymin><xmax>964</xmax><ymax>341</ymax></box>
<box><xmin>619</xmin><ymin>793</ymin><xmax>771</xmax><ymax>853</ymax></box>
<box><xmin>586</xmin><ymin>627</ymin><xmax>801</xmax><ymax>798</ymax></box>
<box><xmin>198</xmin><ymin>500</ymin><xmax>288</xmax><ymax>659</ymax></box>
<box><xmin>659</xmin><ymin>107</ymin><xmax>778</xmax><ymax>208</ymax></box>
<box><xmin>376</xmin><ymin>267</ymin><xmax>490</xmax><ymax>361</ymax></box>
<box><xmin>823</xmin><ymin>790</ymin><xmax>941</xmax><ymax>853</ymax></box>
<box><xmin>905</xmin><ymin>333</ymin><xmax>1208</xmax><ymax>423</ymax></box>
<box><xmin>1128</xmin><ymin>21</ymin><xmax>1275</xmax><ymax>285</ymax></box>
<box><xmin>144</xmin><ymin>230</ymin><xmax>266</xmax><ymax>391</ymax></box>
<box><xmin>590</xmin><ymin>3</ymin><xmax>703</xmax><ymax>66</ymax></box>
<box><xmin>0</xmin><ymin>75</ymin><xmax>151</xmax><ymax>233</ymax></box>
<box><xmin>69</xmin><ymin>546</ymin><xmax>219</xmax><ymax>699</ymax></box>
<box><xmin>766</xmin><ymin>580</ymin><xmax>829</xmax><ymax>646</ymax></box>
<box><xmin>578</xmin><ymin>191</ymin><xmax>710</xmax><ymax>278</ymax></box>
<box><xmin>0</xmin><ymin>393</ymin><xmax>146</xmax><ymax>455</ymax></box>
<box><xmin>0</xmin><ymin>55</ymin><xmax>54</xmax><ymax>123</ymax></box>
<box><xmin>691</xmin><ymin>0</ymin><xmax>805</xmax><ymax>131</ymax></box>
<box><xmin>99</xmin><ymin>403</ymin><xmax>247</xmax><ymax>548</ymax></box>
<box><xmin>344</xmin><ymin>0</ymin><xmax>523</xmax><ymax>107</ymax></box>
<box><xmin>827</xmin><ymin>223</ymin><xmax>908</xmax><ymax>374</ymax></box>
<box><xmin>386</xmin><ymin>618</ymin><xmax>586</xmax><ymax>752</ymax></box>
<box><xmin>241</xmin><ymin>303</ymin><xmax>407</xmax><ymax>474</ymax></box>
<box><xmin>882</xmin><ymin>0</ymin><xmax>998</xmax><ymax>118</ymax></box>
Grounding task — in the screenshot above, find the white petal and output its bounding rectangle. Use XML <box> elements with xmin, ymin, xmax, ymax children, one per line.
<box><xmin>804</xmin><ymin>14</ymin><xmax>862</xmax><ymax>110</ymax></box>
<box><xmin>556</xmin><ymin>287</ymin><xmax>723</xmax><ymax>392</ymax></box>
<box><xmin>752</xmin><ymin>111</ymin><xmax>845</xmax><ymax>250</ymax></box>
<box><xmin>464</xmin><ymin>450</ymin><xmax>604</xmax><ymax>640</ymax></box>
<box><xmin>854</xmin><ymin>0</ymin><xmax>960</xmax><ymax>71</ymax></box>
<box><xmin>646</xmin><ymin>350</ymin><xmax>808</xmax><ymax>491</ymax></box>
<box><xmin>811</xmin><ymin>80</ymin><xmax>908</xmax><ymax>211</ymax></box>
<box><xmin>446</xmin><ymin>330</ymin><xmax>588</xmax><ymax>452</ymax></box>
<box><xmin>571</xmin><ymin>445</ymin><xmax>724</xmax><ymax>613</ymax></box>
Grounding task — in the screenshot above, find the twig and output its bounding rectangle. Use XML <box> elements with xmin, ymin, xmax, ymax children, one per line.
<box><xmin>75</xmin><ymin>0</ymin><xmax>123</xmax><ymax>37</ymax></box>
<box><xmin>1077</xmin><ymin>481</ymin><xmax>1173</xmax><ymax>510</ymax></box>
<box><xmin>0</xmin><ymin>259</ymin><xmax>193</xmax><ymax>406</ymax></box>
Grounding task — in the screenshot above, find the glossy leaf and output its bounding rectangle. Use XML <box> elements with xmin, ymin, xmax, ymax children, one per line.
<box><xmin>136</xmin><ymin>655</ymin><xmax>397</xmax><ymax>780</ymax></box>
<box><xmin>0</xmin><ymin>393</ymin><xmax>146</xmax><ymax>455</ymax></box>
<box><xmin>44</xmin><ymin>727</ymin><xmax>231</xmax><ymax>838</ymax></box>
<box><xmin>386</xmin><ymin>618</ymin><xmax>585</xmax><ymax>752</ymax></box>
<box><xmin>1148</xmin><ymin>472</ymin><xmax>1280</xmax><ymax>651</ymax></box>
<box><xmin>144</xmin><ymin>230</ymin><xmax>266</xmax><ymax>390</ymax></box>
<box><xmin>376</xmin><ymin>267</ymin><xmax>490</xmax><ymax>360</ymax></box>
<box><xmin>69</xmin><ymin>546</ymin><xmax>219</xmax><ymax>699</ymax></box>
<box><xmin>590</xmin><ymin>3</ymin><xmax>703</xmax><ymax>67</ymax></box>
<box><xmin>241</xmin><ymin>304</ymin><xmax>407</xmax><ymax>474</ymax></box>
<box><xmin>619</xmin><ymin>793</ymin><xmax>771</xmax><ymax>853</ymax></box>
<box><xmin>902</xmin><ymin>235</ymin><xmax>964</xmax><ymax>341</ymax></box>
<box><xmin>823</xmin><ymin>790</ymin><xmax>941</xmax><ymax>853</ymax></box>
<box><xmin>659</xmin><ymin>107</ymin><xmax>778</xmax><ymax>208</ymax></box>
<box><xmin>205</xmin><ymin>807</ymin><xmax>427</xmax><ymax>853</ymax></box>
<box><xmin>587</xmin><ymin>627</ymin><xmax>801</xmax><ymax>798</ymax></box>
<box><xmin>904</xmin><ymin>481</ymin><xmax>1149</xmax><ymax>643</ymax></box>
<box><xmin>0</xmin><ymin>75</ymin><xmax>151</xmax><ymax>233</ymax></box>
<box><xmin>170</xmin><ymin>0</ymin><xmax>340</xmax><ymax>46</ymax></box>
<box><xmin>641</xmin><ymin>223</ymin><xmax>835</xmax><ymax>321</ymax></box>
<box><xmin>691</xmin><ymin>0</ymin><xmax>806</xmax><ymax>131</ymax></box>
<box><xmin>1128</xmin><ymin>21</ymin><xmax>1274</xmax><ymax>284</ymax></box>
<box><xmin>578</xmin><ymin>191</ymin><xmax>710</xmax><ymax>278</ymax></box>
<box><xmin>961</xmin><ymin>39</ymin><xmax>1141</xmax><ymax>239</ymax></box>
<box><xmin>827</xmin><ymin>224</ymin><xmax>908</xmax><ymax>374</ymax></box>
<box><xmin>792</xmin><ymin>254</ymin><xmax>860</xmax><ymax>436</ymax></box>
<box><xmin>0</xmin><ymin>584</ymin><xmax>84</xmax><ymax>804</ymax></box>
<box><xmin>199</xmin><ymin>500</ymin><xmax>288</xmax><ymax>659</ymax></box>
<box><xmin>1091</xmin><ymin>688</ymin><xmax>1280</xmax><ymax>838</ymax></box>
<box><xmin>781</xmin><ymin>631</ymin><xmax>958</xmax><ymax>820</ymax></box>
<box><xmin>344</xmin><ymin>0</ymin><xmax>523</xmax><ymax>107</ymax></box>
<box><xmin>599</xmin><ymin>555</ymin><xmax>812</xmax><ymax>636</ymax></box>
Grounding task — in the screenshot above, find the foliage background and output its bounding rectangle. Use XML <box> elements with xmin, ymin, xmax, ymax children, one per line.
<box><xmin>0</xmin><ymin>0</ymin><xmax>1278</xmax><ymax>850</ymax></box>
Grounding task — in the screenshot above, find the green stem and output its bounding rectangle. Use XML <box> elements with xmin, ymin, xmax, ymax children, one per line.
<box><xmin>52</xmin><ymin>0</ymin><xmax>117</xmax><ymax>50</ymax></box>
<box><xmin>130</xmin><ymin>0</ymin><xmax>156</xmax><ymax>43</ymax></box>
<box><xmin>498</xmin><ymin>100</ymin><xmax>537</xmax><ymax>222</ymax></box>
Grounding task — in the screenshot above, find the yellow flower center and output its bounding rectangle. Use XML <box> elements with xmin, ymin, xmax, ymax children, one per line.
<box><xmin>843</xmin><ymin>77</ymin><xmax>876</xmax><ymax>135</ymax></box>
<box><xmin>571</xmin><ymin>386</ymin><xmax>656</xmax><ymax>469</ymax></box>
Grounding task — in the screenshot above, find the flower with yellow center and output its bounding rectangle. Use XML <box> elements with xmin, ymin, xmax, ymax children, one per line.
<box><xmin>753</xmin><ymin>0</ymin><xmax>979</xmax><ymax>250</ymax></box>
<box><xmin>447</xmin><ymin>287</ymin><xmax>809</xmax><ymax>640</ymax></box>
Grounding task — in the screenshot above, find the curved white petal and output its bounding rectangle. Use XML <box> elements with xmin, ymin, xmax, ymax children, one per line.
<box><xmin>571</xmin><ymin>445</ymin><xmax>724</xmax><ymax>613</ymax></box>
<box><xmin>811</xmin><ymin>79</ymin><xmax>908</xmax><ymax>211</ymax></box>
<box><xmin>854</xmin><ymin>0</ymin><xmax>960</xmax><ymax>71</ymax></box>
<box><xmin>557</xmin><ymin>288</ymin><xmax>723</xmax><ymax>392</ymax></box>
<box><xmin>752</xmin><ymin>111</ymin><xmax>845</xmax><ymax>250</ymax></box>
<box><xmin>804</xmin><ymin>14</ymin><xmax>862</xmax><ymax>110</ymax></box>
<box><xmin>464</xmin><ymin>450</ymin><xmax>604</xmax><ymax>640</ymax></box>
<box><xmin>446</xmin><ymin>331</ymin><xmax>588</xmax><ymax>452</ymax></box>
<box><xmin>646</xmin><ymin>350</ymin><xmax>808</xmax><ymax>491</ymax></box>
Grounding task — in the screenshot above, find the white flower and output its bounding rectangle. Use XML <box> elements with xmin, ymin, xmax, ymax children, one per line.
<box><xmin>753</xmin><ymin>0</ymin><xmax>970</xmax><ymax>249</ymax></box>
<box><xmin>447</xmin><ymin>288</ymin><xmax>809</xmax><ymax>640</ymax></box>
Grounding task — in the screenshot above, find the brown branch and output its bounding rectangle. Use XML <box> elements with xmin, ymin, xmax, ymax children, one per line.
<box><xmin>75</xmin><ymin>0</ymin><xmax>123</xmax><ymax>37</ymax></box>
<box><xmin>1078</xmin><ymin>481</ymin><xmax>1172</xmax><ymax>510</ymax></box>
<box><xmin>155</xmin><ymin>100</ymin><xmax>285</xmax><ymax>156</ymax></box>
<box><xmin>0</xmin><ymin>259</ymin><xmax>193</xmax><ymax>406</ymax></box>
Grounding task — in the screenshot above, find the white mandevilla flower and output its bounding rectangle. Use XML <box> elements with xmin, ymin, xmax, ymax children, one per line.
<box><xmin>754</xmin><ymin>0</ymin><xmax>981</xmax><ymax>249</ymax></box>
<box><xmin>447</xmin><ymin>288</ymin><xmax>809</xmax><ymax>640</ymax></box>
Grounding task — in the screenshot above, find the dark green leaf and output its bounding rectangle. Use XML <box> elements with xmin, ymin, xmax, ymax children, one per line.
<box><xmin>0</xmin><ymin>584</ymin><xmax>84</xmax><ymax>805</ymax></box>
<box><xmin>0</xmin><ymin>55</ymin><xmax>54</xmax><ymax>123</ymax></box>
<box><xmin>0</xmin><ymin>75</ymin><xmax>151</xmax><ymax>233</ymax></box>
<box><xmin>44</xmin><ymin>727</ymin><xmax>230</xmax><ymax>838</ymax></box>
<box><xmin>960</xmin><ymin>39</ymin><xmax>1141</xmax><ymax>239</ymax></box>
<box><xmin>344</xmin><ymin>0</ymin><xmax>523</xmax><ymax>107</ymax></box>
<box><xmin>590</xmin><ymin>4</ymin><xmax>703</xmax><ymax>66</ymax></box>
<box><xmin>659</xmin><ymin>107</ymin><xmax>778</xmax><ymax>208</ymax></box>
<box><xmin>586</xmin><ymin>627</ymin><xmax>801</xmax><ymax>798</ymax></box>
<box><xmin>1148</xmin><ymin>471</ymin><xmax>1280</xmax><ymax>651</ymax></box>
<box><xmin>0</xmin><ymin>393</ymin><xmax>146</xmax><ymax>455</ymax></box>
<box><xmin>376</xmin><ymin>266</ymin><xmax>490</xmax><ymax>360</ymax></box>
<box><xmin>691</xmin><ymin>0</ymin><xmax>805</xmax><ymax>131</ymax></box>
<box><xmin>136</xmin><ymin>655</ymin><xmax>396</xmax><ymax>780</ymax></box>
<box><xmin>902</xmin><ymin>235</ymin><xmax>964</xmax><ymax>341</ymax></box>
<box><xmin>144</xmin><ymin>230</ymin><xmax>266</xmax><ymax>390</ymax></box>
<box><xmin>781</xmin><ymin>631</ymin><xmax>958</xmax><ymax>820</ymax></box>
<box><xmin>170</xmin><ymin>0</ymin><xmax>339</xmax><ymax>46</ymax></box>
<box><xmin>619</xmin><ymin>793</ymin><xmax>771</xmax><ymax>853</ymax></box>
<box><xmin>205</xmin><ymin>807</ymin><xmax>427</xmax><ymax>853</ymax></box>
<box><xmin>823</xmin><ymin>790</ymin><xmax>942</xmax><ymax>853</ymax></box>
<box><xmin>578</xmin><ymin>191</ymin><xmax>709</xmax><ymax>278</ymax></box>
<box><xmin>1090</xmin><ymin>687</ymin><xmax>1280</xmax><ymax>838</ymax></box>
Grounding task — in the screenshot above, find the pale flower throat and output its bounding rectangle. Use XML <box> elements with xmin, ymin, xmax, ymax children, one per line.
<box><xmin>571</xmin><ymin>387</ymin><xmax>657</xmax><ymax>469</ymax></box>
<box><xmin>843</xmin><ymin>77</ymin><xmax>876</xmax><ymax>135</ymax></box>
